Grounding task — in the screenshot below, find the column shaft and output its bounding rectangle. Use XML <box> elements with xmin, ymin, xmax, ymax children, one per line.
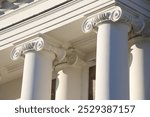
<box><xmin>95</xmin><ymin>22</ymin><xmax>129</xmax><ymax>100</ymax></box>
<box><xmin>21</xmin><ymin>51</ymin><xmax>55</xmax><ymax>100</ymax></box>
<box><xmin>55</xmin><ymin>64</ymin><xmax>82</xmax><ymax>100</ymax></box>
<box><xmin>130</xmin><ymin>40</ymin><xmax>150</xmax><ymax>100</ymax></box>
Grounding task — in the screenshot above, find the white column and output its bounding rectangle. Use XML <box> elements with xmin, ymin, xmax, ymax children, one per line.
<box><xmin>82</xmin><ymin>6</ymin><xmax>135</xmax><ymax>100</ymax></box>
<box><xmin>82</xmin><ymin>6</ymin><xmax>145</xmax><ymax>100</ymax></box>
<box><xmin>129</xmin><ymin>38</ymin><xmax>150</xmax><ymax>100</ymax></box>
<box><xmin>55</xmin><ymin>50</ymin><xmax>88</xmax><ymax>100</ymax></box>
<box><xmin>10</xmin><ymin>38</ymin><xmax>57</xmax><ymax>100</ymax></box>
<box><xmin>21</xmin><ymin>51</ymin><xmax>55</xmax><ymax>100</ymax></box>
<box><xmin>55</xmin><ymin>64</ymin><xmax>82</xmax><ymax>100</ymax></box>
<box><xmin>95</xmin><ymin>22</ymin><xmax>129</xmax><ymax>100</ymax></box>
<box><xmin>55</xmin><ymin>64</ymin><xmax>69</xmax><ymax>100</ymax></box>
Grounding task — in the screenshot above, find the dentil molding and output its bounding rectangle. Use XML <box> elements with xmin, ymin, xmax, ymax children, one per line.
<box><xmin>82</xmin><ymin>6</ymin><xmax>145</xmax><ymax>35</ymax></box>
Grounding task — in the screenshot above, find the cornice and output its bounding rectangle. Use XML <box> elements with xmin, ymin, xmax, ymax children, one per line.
<box><xmin>0</xmin><ymin>0</ymin><xmax>72</xmax><ymax>30</ymax></box>
<box><xmin>0</xmin><ymin>0</ymin><xmax>149</xmax><ymax>50</ymax></box>
<box><xmin>0</xmin><ymin>0</ymin><xmax>82</xmax><ymax>31</ymax></box>
<box><xmin>0</xmin><ymin>0</ymin><xmax>115</xmax><ymax>50</ymax></box>
<box><xmin>82</xmin><ymin>6</ymin><xmax>145</xmax><ymax>34</ymax></box>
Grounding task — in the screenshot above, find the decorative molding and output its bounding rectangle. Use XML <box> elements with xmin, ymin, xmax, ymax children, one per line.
<box><xmin>66</xmin><ymin>49</ymin><xmax>79</xmax><ymax>65</ymax></box>
<box><xmin>10</xmin><ymin>37</ymin><xmax>66</xmax><ymax>61</ymax></box>
<box><xmin>128</xmin><ymin>21</ymin><xmax>150</xmax><ymax>46</ymax></box>
<box><xmin>82</xmin><ymin>6</ymin><xmax>123</xmax><ymax>33</ymax></box>
<box><xmin>10</xmin><ymin>37</ymin><xmax>44</xmax><ymax>60</ymax></box>
<box><xmin>54</xmin><ymin>48</ymin><xmax>79</xmax><ymax>67</ymax></box>
<box><xmin>82</xmin><ymin>6</ymin><xmax>145</xmax><ymax>34</ymax></box>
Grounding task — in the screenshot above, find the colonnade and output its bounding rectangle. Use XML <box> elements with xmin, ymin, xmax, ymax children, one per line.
<box><xmin>10</xmin><ymin>6</ymin><xmax>150</xmax><ymax>100</ymax></box>
<box><xmin>82</xmin><ymin>6</ymin><xmax>149</xmax><ymax>100</ymax></box>
<box><xmin>10</xmin><ymin>37</ymin><xmax>89</xmax><ymax>100</ymax></box>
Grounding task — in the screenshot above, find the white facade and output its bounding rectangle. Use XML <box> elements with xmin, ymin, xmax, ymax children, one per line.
<box><xmin>0</xmin><ymin>0</ymin><xmax>150</xmax><ymax>100</ymax></box>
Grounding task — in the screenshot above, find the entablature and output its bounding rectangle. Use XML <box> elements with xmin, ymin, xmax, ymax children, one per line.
<box><xmin>0</xmin><ymin>0</ymin><xmax>114</xmax><ymax>50</ymax></box>
<box><xmin>0</xmin><ymin>0</ymin><xmax>72</xmax><ymax>29</ymax></box>
<box><xmin>0</xmin><ymin>0</ymin><xmax>149</xmax><ymax>51</ymax></box>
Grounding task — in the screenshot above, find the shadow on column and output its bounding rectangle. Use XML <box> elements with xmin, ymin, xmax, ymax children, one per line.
<box><xmin>108</xmin><ymin>25</ymin><xmax>129</xmax><ymax>100</ymax></box>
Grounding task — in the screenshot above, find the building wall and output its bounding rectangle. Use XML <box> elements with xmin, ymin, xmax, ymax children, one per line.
<box><xmin>0</xmin><ymin>78</ymin><xmax>22</xmax><ymax>100</ymax></box>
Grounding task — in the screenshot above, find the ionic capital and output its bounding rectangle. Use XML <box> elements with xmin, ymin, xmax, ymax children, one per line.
<box><xmin>10</xmin><ymin>37</ymin><xmax>66</xmax><ymax>61</ymax></box>
<box><xmin>54</xmin><ymin>48</ymin><xmax>78</xmax><ymax>67</ymax></box>
<box><xmin>82</xmin><ymin>6</ymin><xmax>145</xmax><ymax>34</ymax></box>
<box><xmin>54</xmin><ymin>48</ymin><xmax>87</xmax><ymax>73</ymax></box>
<box><xmin>129</xmin><ymin>21</ymin><xmax>150</xmax><ymax>47</ymax></box>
